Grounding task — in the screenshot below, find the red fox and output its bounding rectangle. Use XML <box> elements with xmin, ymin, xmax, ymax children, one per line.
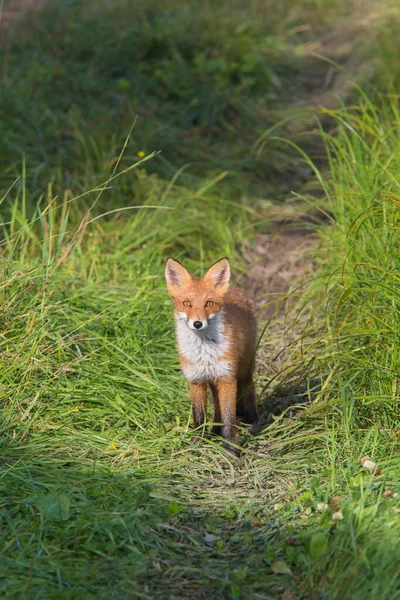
<box><xmin>165</xmin><ymin>257</ymin><xmax>258</xmax><ymax>454</ymax></box>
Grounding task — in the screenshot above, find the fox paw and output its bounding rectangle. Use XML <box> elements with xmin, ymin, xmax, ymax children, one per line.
<box><xmin>223</xmin><ymin>441</ymin><xmax>241</xmax><ymax>457</ymax></box>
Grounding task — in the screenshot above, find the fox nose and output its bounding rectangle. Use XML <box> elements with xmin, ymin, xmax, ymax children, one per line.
<box><xmin>193</xmin><ymin>321</ymin><xmax>203</xmax><ymax>330</ymax></box>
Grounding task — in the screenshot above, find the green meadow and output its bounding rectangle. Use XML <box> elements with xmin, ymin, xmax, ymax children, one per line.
<box><xmin>2</xmin><ymin>1</ymin><xmax>400</xmax><ymax>598</ymax></box>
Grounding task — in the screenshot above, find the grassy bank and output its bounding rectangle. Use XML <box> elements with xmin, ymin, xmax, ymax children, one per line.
<box><xmin>2</xmin><ymin>0</ymin><xmax>400</xmax><ymax>599</ymax></box>
<box><xmin>292</xmin><ymin>94</ymin><xmax>400</xmax><ymax>598</ymax></box>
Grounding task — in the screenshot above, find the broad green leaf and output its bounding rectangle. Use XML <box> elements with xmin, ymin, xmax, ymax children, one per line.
<box><xmin>33</xmin><ymin>493</ymin><xmax>71</xmax><ymax>521</ymax></box>
<box><xmin>271</xmin><ymin>560</ymin><xmax>292</xmax><ymax>575</ymax></box>
<box><xmin>165</xmin><ymin>501</ymin><xmax>182</xmax><ymax>516</ymax></box>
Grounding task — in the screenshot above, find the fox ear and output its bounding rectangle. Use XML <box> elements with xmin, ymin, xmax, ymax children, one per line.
<box><xmin>204</xmin><ymin>258</ymin><xmax>230</xmax><ymax>295</ymax></box>
<box><xmin>165</xmin><ymin>258</ymin><xmax>193</xmax><ymax>295</ymax></box>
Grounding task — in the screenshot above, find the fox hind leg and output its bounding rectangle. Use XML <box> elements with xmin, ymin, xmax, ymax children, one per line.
<box><xmin>217</xmin><ymin>378</ymin><xmax>239</xmax><ymax>455</ymax></box>
<box><xmin>237</xmin><ymin>378</ymin><xmax>258</xmax><ymax>424</ymax></box>
<box><xmin>209</xmin><ymin>382</ymin><xmax>222</xmax><ymax>435</ymax></box>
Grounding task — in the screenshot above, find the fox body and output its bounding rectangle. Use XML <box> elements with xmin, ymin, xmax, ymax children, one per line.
<box><xmin>165</xmin><ymin>257</ymin><xmax>258</xmax><ymax>453</ymax></box>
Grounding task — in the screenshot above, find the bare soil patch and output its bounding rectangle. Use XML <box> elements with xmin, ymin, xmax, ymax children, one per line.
<box><xmin>240</xmin><ymin>227</ymin><xmax>317</xmax><ymax>319</ymax></box>
<box><xmin>239</xmin><ymin>222</ymin><xmax>318</xmax><ymax>416</ymax></box>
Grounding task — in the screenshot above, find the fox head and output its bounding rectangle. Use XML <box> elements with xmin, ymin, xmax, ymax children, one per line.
<box><xmin>165</xmin><ymin>257</ymin><xmax>230</xmax><ymax>331</ymax></box>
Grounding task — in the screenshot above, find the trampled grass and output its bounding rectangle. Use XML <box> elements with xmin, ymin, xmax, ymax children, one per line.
<box><xmin>3</xmin><ymin>1</ymin><xmax>400</xmax><ymax>599</ymax></box>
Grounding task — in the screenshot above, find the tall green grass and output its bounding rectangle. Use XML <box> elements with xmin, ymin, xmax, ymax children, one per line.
<box><xmin>3</xmin><ymin>1</ymin><xmax>400</xmax><ymax>599</ymax></box>
<box><xmin>307</xmin><ymin>96</ymin><xmax>400</xmax><ymax>428</ymax></box>
<box><xmin>280</xmin><ymin>94</ymin><xmax>400</xmax><ymax>599</ymax></box>
<box><xmin>0</xmin><ymin>168</ymin><xmax>261</xmax><ymax>598</ymax></box>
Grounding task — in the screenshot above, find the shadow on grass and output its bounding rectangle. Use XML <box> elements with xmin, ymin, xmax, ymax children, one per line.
<box><xmin>1</xmin><ymin>444</ymin><xmax>300</xmax><ymax>600</ymax></box>
<box><xmin>252</xmin><ymin>381</ymin><xmax>314</xmax><ymax>435</ymax></box>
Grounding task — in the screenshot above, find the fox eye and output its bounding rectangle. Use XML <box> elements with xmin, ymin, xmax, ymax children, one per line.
<box><xmin>183</xmin><ymin>300</ymin><xmax>191</xmax><ymax>307</ymax></box>
<box><xmin>205</xmin><ymin>301</ymin><xmax>213</xmax><ymax>307</ymax></box>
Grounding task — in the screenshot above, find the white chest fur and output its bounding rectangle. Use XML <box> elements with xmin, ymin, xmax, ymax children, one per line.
<box><xmin>175</xmin><ymin>314</ymin><xmax>231</xmax><ymax>383</ymax></box>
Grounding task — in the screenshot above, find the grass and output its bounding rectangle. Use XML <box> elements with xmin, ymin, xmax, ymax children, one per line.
<box><xmin>3</xmin><ymin>0</ymin><xmax>400</xmax><ymax>599</ymax></box>
<box><xmin>290</xmin><ymin>93</ymin><xmax>400</xmax><ymax>597</ymax></box>
<box><xmin>0</xmin><ymin>0</ymin><xmax>358</xmax><ymax>204</ymax></box>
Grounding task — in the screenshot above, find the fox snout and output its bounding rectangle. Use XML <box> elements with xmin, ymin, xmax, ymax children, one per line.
<box><xmin>180</xmin><ymin>315</ymin><xmax>209</xmax><ymax>331</ymax></box>
<box><xmin>189</xmin><ymin>318</ymin><xmax>208</xmax><ymax>331</ymax></box>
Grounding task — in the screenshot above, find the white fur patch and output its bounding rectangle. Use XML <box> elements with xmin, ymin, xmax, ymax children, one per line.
<box><xmin>175</xmin><ymin>312</ymin><xmax>231</xmax><ymax>383</ymax></box>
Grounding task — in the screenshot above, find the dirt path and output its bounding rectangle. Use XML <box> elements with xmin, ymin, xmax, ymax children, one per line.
<box><xmin>235</xmin><ymin>6</ymin><xmax>377</xmax><ymax>406</ymax></box>
<box><xmin>242</xmin><ymin>6</ymin><xmax>375</xmax><ymax>312</ymax></box>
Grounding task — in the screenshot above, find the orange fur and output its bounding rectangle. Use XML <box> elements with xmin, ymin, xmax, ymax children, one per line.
<box><xmin>165</xmin><ymin>257</ymin><xmax>258</xmax><ymax>454</ymax></box>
